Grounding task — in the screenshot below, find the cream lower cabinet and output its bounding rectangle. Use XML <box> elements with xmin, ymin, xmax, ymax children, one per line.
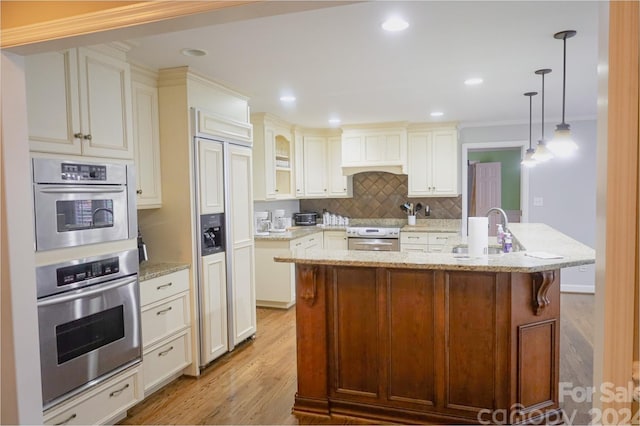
<box><xmin>43</xmin><ymin>366</ymin><xmax>143</xmax><ymax>426</ymax></box>
<box><xmin>255</xmin><ymin>232</ymin><xmax>323</xmax><ymax>309</ymax></box>
<box><xmin>131</xmin><ymin>66</ymin><xmax>162</xmax><ymax>208</ymax></box>
<box><xmin>25</xmin><ymin>46</ymin><xmax>134</xmax><ymax>159</ymax></box>
<box><xmin>139</xmin><ymin>269</ymin><xmax>192</xmax><ymax>395</ymax></box>
<box><xmin>400</xmin><ymin>232</ymin><xmax>457</xmax><ymax>253</ymax></box>
<box><xmin>407</xmin><ymin>129</ymin><xmax>459</xmax><ymax>197</ymax></box>
<box><xmin>323</xmin><ymin>230</ymin><xmax>348</xmax><ymax>250</ymax></box>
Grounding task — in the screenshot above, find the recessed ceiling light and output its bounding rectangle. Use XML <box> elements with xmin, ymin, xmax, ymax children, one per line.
<box><xmin>328</xmin><ymin>118</ymin><xmax>341</xmax><ymax>125</ymax></box>
<box><xmin>180</xmin><ymin>48</ymin><xmax>207</xmax><ymax>57</ymax></box>
<box><xmin>430</xmin><ymin>111</ymin><xmax>444</xmax><ymax>117</ymax></box>
<box><xmin>464</xmin><ymin>77</ymin><xmax>484</xmax><ymax>86</ymax></box>
<box><xmin>279</xmin><ymin>95</ymin><xmax>296</xmax><ymax>103</ymax></box>
<box><xmin>382</xmin><ymin>17</ymin><xmax>409</xmax><ymax>32</ymax></box>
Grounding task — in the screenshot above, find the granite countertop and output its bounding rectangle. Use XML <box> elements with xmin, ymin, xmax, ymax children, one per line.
<box><xmin>274</xmin><ymin>223</ymin><xmax>595</xmax><ymax>273</ymax></box>
<box><xmin>401</xmin><ymin>219</ymin><xmax>461</xmax><ymax>233</ymax></box>
<box><xmin>254</xmin><ymin>226</ymin><xmax>324</xmax><ymax>241</ymax></box>
<box><xmin>139</xmin><ymin>261</ymin><xmax>190</xmax><ymax>281</ymax></box>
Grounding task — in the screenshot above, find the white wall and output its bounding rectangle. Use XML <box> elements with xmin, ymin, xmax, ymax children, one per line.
<box><xmin>253</xmin><ymin>199</ymin><xmax>300</xmax><ymax>219</ymax></box>
<box><xmin>0</xmin><ymin>52</ymin><xmax>44</xmax><ymax>424</ymax></box>
<box><xmin>459</xmin><ymin>119</ymin><xmax>597</xmax><ymax>292</ymax></box>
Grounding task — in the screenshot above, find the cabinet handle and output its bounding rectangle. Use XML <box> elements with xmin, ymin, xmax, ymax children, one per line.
<box><xmin>83</xmin><ymin>134</ymin><xmax>92</xmax><ymax>141</ymax></box>
<box><xmin>159</xmin><ymin>346</ymin><xmax>174</xmax><ymax>357</ymax></box>
<box><xmin>309</xmin><ymin>238</ymin><xmax>314</xmax><ymax>242</ymax></box>
<box><xmin>324</xmin><ymin>189</ymin><xmax>327</xmax><ymax>191</ymax></box>
<box><xmin>136</xmin><ymin>189</ymin><xmax>143</xmax><ymax>194</ymax></box>
<box><xmin>109</xmin><ymin>383</ymin><xmax>129</xmax><ymax>398</ymax></box>
<box><xmin>54</xmin><ymin>413</ymin><xmax>77</xmax><ymax>425</ymax></box>
<box><xmin>275</xmin><ymin>189</ymin><xmax>279</xmax><ymax>192</ymax></box>
<box><xmin>157</xmin><ymin>282</ymin><xmax>173</xmax><ymax>290</ymax></box>
<box><xmin>408</xmin><ymin>236</ymin><xmax>419</xmax><ymax>239</ymax></box>
<box><xmin>156</xmin><ymin>306</ymin><xmax>172</xmax><ymax>315</ymax></box>
<box><xmin>295</xmin><ymin>242</ymin><xmax>302</xmax><ymax>247</ymax></box>
<box><xmin>436</xmin><ymin>236</ymin><xmax>448</xmax><ymax>240</ymax></box>
<box><xmin>297</xmin><ymin>189</ymin><xmax>301</xmax><ymax>192</ymax></box>
<box><xmin>73</xmin><ymin>133</ymin><xmax>83</xmax><ymax>139</ymax></box>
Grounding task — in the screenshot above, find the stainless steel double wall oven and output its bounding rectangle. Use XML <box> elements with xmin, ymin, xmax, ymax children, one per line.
<box><xmin>32</xmin><ymin>158</ymin><xmax>141</xmax><ymax>409</ymax></box>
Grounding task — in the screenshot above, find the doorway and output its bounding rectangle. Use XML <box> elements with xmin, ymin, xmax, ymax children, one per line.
<box><xmin>461</xmin><ymin>141</ymin><xmax>529</xmax><ymax>236</ymax></box>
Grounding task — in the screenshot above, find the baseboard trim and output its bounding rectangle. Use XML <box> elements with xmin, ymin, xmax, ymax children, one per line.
<box><xmin>561</xmin><ymin>284</ymin><xmax>595</xmax><ymax>294</ymax></box>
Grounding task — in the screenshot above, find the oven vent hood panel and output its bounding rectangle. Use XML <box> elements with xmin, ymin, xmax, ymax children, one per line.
<box><xmin>341</xmin><ymin>164</ymin><xmax>406</xmax><ymax>176</ymax></box>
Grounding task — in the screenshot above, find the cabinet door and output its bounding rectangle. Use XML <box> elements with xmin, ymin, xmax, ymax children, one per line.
<box><xmin>228</xmin><ymin>145</ymin><xmax>257</xmax><ymax>345</ymax></box>
<box><xmin>201</xmin><ymin>252</ymin><xmax>228</xmax><ymax>364</ymax></box>
<box><xmin>324</xmin><ymin>231</ymin><xmax>348</xmax><ymax>250</ymax></box>
<box><xmin>25</xmin><ymin>49</ymin><xmax>82</xmax><ymax>154</ymax></box>
<box><xmin>132</xmin><ymin>80</ymin><xmax>162</xmax><ymax>208</ymax></box>
<box><xmin>364</xmin><ymin>134</ymin><xmax>384</xmax><ymax>162</ymax></box>
<box><xmin>430</xmin><ymin>130</ymin><xmax>458</xmax><ymax>196</ymax></box>
<box><xmin>407</xmin><ymin>132</ymin><xmax>432</xmax><ymax>197</ymax></box>
<box><xmin>199</xmin><ymin>141</ymin><xmax>225</xmax><ymax>214</ymax></box>
<box><xmin>303</xmin><ymin>136</ymin><xmax>328</xmax><ymax>197</ymax></box>
<box><xmin>294</xmin><ymin>132</ymin><xmax>305</xmax><ymax>197</ymax></box>
<box><xmin>327</xmin><ymin>136</ymin><xmax>350</xmax><ymax>197</ymax></box>
<box><xmin>78</xmin><ymin>48</ymin><xmax>134</xmax><ymax>159</ymax></box>
<box><xmin>263</xmin><ymin>127</ymin><xmax>277</xmax><ymax>199</ymax></box>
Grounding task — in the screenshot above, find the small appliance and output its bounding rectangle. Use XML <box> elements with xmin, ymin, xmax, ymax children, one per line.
<box><xmin>294</xmin><ymin>212</ymin><xmax>317</xmax><ymax>226</ymax></box>
<box><xmin>137</xmin><ymin>229</ymin><xmax>148</xmax><ymax>263</ymax></box>
<box><xmin>254</xmin><ymin>211</ymin><xmax>270</xmax><ymax>235</ymax></box>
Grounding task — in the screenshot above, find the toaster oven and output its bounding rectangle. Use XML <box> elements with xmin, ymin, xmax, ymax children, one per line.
<box><xmin>293</xmin><ymin>212</ymin><xmax>317</xmax><ymax>226</ymax></box>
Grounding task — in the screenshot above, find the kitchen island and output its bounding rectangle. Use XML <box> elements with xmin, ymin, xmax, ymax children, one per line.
<box><xmin>275</xmin><ymin>224</ymin><xmax>595</xmax><ymax>425</ymax></box>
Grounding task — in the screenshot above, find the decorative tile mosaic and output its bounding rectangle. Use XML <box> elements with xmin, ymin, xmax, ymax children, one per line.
<box><xmin>299</xmin><ymin>172</ymin><xmax>462</xmax><ymax>219</ymax></box>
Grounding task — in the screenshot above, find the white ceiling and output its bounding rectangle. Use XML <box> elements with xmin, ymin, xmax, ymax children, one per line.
<box><xmin>126</xmin><ymin>1</ymin><xmax>599</xmax><ymax>129</ymax></box>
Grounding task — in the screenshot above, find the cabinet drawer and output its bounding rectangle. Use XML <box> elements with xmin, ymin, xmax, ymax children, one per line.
<box><xmin>427</xmin><ymin>232</ymin><xmax>457</xmax><ymax>245</ymax></box>
<box><xmin>427</xmin><ymin>245</ymin><xmax>446</xmax><ymax>253</ymax></box>
<box><xmin>141</xmin><ymin>292</ymin><xmax>190</xmax><ymax>348</ymax></box>
<box><xmin>400</xmin><ymin>243</ymin><xmax>428</xmax><ymax>253</ymax></box>
<box><xmin>143</xmin><ymin>331</ymin><xmax>192</xmax><ymax>392</ymax></box>
<box><xmin>400</xmin><ymin>232</ymin><xmax>429</xmax><ymax>244</ymax></box>
<box><xmin>43</xmin><ymin>367</ymin><xmax>142</xmax><ymax>426</ymax></box>
<box><xmin>140</xmin><ymin>269</ymin><xmax>189</xmax><ymax>306</ymax></box>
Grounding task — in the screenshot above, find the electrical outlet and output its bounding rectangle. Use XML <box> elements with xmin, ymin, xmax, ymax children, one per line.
<box><xmin>533</xmin><ymin>197</ymin><xmax>544</xmax><ymax>207</ymax></box>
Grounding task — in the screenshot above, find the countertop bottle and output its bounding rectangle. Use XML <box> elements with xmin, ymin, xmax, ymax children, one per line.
<box><xmin>503</xmin><ymin>232</ymin><xmax>513</xmax><ymax>253</ymax></box>
<box><xmin>496</xmin><ymin>224</ymin><xmax>505</xmax><ymax>245</ymax></box>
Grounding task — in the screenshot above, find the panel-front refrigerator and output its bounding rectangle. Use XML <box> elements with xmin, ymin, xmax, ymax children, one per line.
<box><xmin>192</xmin><ymin>110</ymin><xmax>256</xmax><ymax>367</ymax></box>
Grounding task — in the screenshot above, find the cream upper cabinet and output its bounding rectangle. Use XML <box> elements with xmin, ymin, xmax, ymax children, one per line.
<box><xmin>131</xmin><ymin>66</ymin><xmax>162</xmax><ymax>208</ymax></box>
<box><xmin>25</xmin><ymin>46</ymin><xmax>134</xmax><ymax>159</ymax></box>
<box><xmin>301</xmin><ymin>134</ymin><xmax>352</xmax><ymax>198</ymax></box>
<box><xmin>198</xmin><ymin>140</ymin><xmax>224</xmax><ymax>214</ymax></box>
<box><xmin>294</xmin><ymin>130</ymin><xmax>305</xmax><ymax>197</ymax></box>
<box><xmin>303</xmin><ymin>136</ymin><xmax>329</xmax><ymax>197</ymax></box>
<box><xmin>407</xmin><ymin>127</ymin><xmax>459</xmax><ymax>197</ymax></box>
<box><xmin>327</xmin><ymin>136</ymin><xmax>351</xmax><ymax>197</ymax></box>
<box><xmin>250</xmin><ymin>113</ymin><xmax>295</xmax><ymax>200</ymax></box>
<box><xmin>341</xmin><ymin>125</ymin><xmax>407</xmax><ymax>171</ymax></box>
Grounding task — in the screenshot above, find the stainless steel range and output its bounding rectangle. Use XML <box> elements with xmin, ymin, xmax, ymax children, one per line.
<box><xmin>346</xmin><ymin>226</ymin><xmax>400</xmax><ymax>251</ymax></box>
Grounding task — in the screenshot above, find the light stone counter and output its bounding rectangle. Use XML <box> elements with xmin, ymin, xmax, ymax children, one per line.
<box><xmin>139</xmin><ymin>261</ymin><xmax>190</xmax><ymax>281</ymax></box>
<box><xmin>253</xmin><ymin>226</ymin><xmax>324</xmax><ymax>241</ymax></box>
<box><xmin>401</xmin><ymin>219</ymin><xmax>461</xmax><ymax>233</ymax></box>
<box><xmin>275</xmin><ymin>223</ymin><xmax>595</xmax><ymax>273</ymax></box>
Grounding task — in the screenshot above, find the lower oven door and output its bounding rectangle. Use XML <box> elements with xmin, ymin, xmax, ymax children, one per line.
<box><xmin>348</xmin><ymin>237</ymin><xmax>399</xmax><ymax>251</ymax></box>
<box><xmin>37</xmin><ymin>275</ymin><xmax>141</xmax><ymax>408</ymax></box>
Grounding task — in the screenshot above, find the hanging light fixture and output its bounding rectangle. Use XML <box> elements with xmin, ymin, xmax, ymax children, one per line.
<box><xmin>532</xmin><ymin>68</ymin><xmax>554</xmax><ymax>162</ymax></box>
<box><xmin>548</xmin><ymin>30</ymin><xmax>578</xmax><ymax>157</ymax></box>
<box><xmin>521</xmin><ymin>91</ymin><xmax>538</xmax><ymax>167</ymax></box>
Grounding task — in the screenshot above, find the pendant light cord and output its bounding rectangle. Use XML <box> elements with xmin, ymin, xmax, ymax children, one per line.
<box><xmin>561</xmin><ymin>36</ymin><xmax>567</xmax><ymax>125</ymax></box>
<box><xmin>541</xmin><ymin>73</ymin><xmax>545</xmax><ymax>139</ymax></box>
<box><xmin>529</xmin><ymin>95</ymin><xmax>533</xmax><ymax>149</ymax></box>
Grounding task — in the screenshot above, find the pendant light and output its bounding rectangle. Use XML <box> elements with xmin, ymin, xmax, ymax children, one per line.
<box><xmin>548</xmin><ymin>30</ymin><xmax>578</xmax><ymax>157</ymax></box>
<box><xmin>521</xmin><ymin>91</ymin><xmax>538</xmax><ymax>167</ymax></box>
<box><xmin>532</xmin><ymin>68</ymin><xmax>554</xmax><ymax>162</ymax></box>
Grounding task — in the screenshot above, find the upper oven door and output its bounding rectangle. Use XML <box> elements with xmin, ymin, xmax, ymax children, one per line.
<box><xmin>37</xmin><ymin>275</ymin><xmax>141</xmax><ymax>407</ymax></box>
<box><xmin>34</xmin><ymin>183</ymin><xmax>129</xmax><ymax>251</ymax></box>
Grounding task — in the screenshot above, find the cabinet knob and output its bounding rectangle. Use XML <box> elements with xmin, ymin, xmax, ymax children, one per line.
<box><xmin>73</xmin><ymin>132</ymin><xmax>83</xmax><ymax>139</ymax></box>
<box><xmin>83</xmin><ymin>134</ymin><xmax>92</xmax><ymax>141</ymax></box>
<box><xmin>275</xmin><ymin>189</ymin><xmax>279</xmax><ymax>192</ymax></box>
<box><xmin>136</xmin><ymin>190</ymin><xmax>143</xmax><ymax>195</ymax></box>
<box><xmin>324</xmin><ymin>189</ymin><xmax>327</xmax><ymax>191</ymax></box>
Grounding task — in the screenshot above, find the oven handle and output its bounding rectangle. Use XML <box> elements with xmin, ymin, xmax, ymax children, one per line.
<box><xmin>352</xmin><ymin>241</ymin><xmax>395</xmax><ymax>246</ymax></box>
<box><xmin>37</xmin><ymin>276</ymin><xmax>138</xmax><ymax>306</ymax></box>
<box><xmin>37</xmin><ymin>185</ymin><xmax>125</xmax><ymax>194</ymax></box>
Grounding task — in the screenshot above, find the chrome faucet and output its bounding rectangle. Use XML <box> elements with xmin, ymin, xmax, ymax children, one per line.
<box><xmin>485</xmin><ymin>207</ymin><xmax>509</xmax><ymax>233</ymax></box>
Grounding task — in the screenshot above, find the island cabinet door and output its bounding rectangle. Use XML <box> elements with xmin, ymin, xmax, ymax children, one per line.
<box><xmin>327</xmin><ymin>267</ymin><xmax>438</xmax><ymax>411</ymax></box>
<box><xmin>438</xmin><ymin>270</ymin><xmax>512</xmax><ymax>420</ymax></box>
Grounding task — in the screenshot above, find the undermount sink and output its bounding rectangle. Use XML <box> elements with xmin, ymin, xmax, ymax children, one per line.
<box><xmin>451</xmin><ymin>245</ymin><xmax>505</xmax><ymax>255</ymax></box>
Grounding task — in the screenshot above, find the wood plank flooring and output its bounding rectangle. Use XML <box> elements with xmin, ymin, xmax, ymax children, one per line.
<box><xmin>120</xmin><ymin>293</ymin><xmax>594</xmax><ymax>425</ymax></box>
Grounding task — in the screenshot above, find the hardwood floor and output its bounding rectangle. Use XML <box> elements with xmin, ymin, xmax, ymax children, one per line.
<box><xmin>120</xmin><ymin>293</ymin><xmax>594</xmax><ymax>425</ymax></box>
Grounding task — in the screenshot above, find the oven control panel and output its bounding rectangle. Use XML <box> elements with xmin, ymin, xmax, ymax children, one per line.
<box><xmin>56</xmin><ymin>257</ymin><xmax>120</xmax><ymax>286</ymax></box>
<box><xmin>61</xmin><ymin>163</ymin><xmax>107</xmax><ymax>181</ymax></box>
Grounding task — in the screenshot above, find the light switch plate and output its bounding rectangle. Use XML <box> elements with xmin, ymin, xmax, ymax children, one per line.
<box><xmin>533</xmin><ymin>197</ymin><xmax>544</xmax><ymax>207</ymax></box>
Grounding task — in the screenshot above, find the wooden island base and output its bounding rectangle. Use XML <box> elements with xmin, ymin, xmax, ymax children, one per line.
<box><xmin>293</xmin><ymin>264</ymin><xmax>564</xmax><ymax>425</ymax></box>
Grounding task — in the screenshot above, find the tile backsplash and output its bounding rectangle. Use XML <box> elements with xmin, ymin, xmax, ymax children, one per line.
<box><xmin>299</xmin><ymin>172</ymin><xmax>462</xmax><ymax>219</ymax></box>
